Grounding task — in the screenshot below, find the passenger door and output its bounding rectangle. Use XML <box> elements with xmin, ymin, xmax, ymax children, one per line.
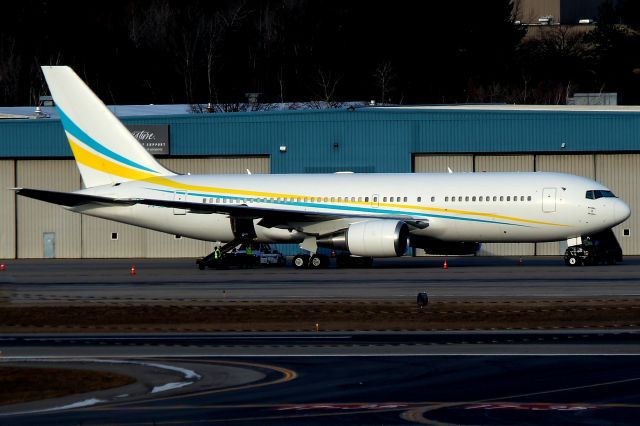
<box><xmin>542</xmin><ymin>187</ymin><xmax>556</xmax><ymax>213</ymax></box>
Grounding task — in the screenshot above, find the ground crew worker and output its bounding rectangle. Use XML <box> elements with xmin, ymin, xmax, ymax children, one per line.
<box><xmin>246</xmin><ymin>245</ymin><xmax>253</xmax><ymax>255</ymax></box>
<box><xmin>213</xmin><ymin>245</ymin><xmax>221</xmax><ymax>260</ymax></box>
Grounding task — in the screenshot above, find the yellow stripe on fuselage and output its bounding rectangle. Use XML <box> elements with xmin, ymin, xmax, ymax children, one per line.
<box><xmin>143</xmin><ymin>176</ymin><xmax>568</xmax><ymax>228</ymax></box>
<box><xmin>66</xmin><ymin>138</ymin><xmax>566</xmax><ymax>228</ymax></box>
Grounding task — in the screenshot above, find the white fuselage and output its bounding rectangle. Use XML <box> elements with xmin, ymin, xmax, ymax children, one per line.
<box><xmin>70</xmin><ymin>172</ymin><xmax>630</xmax><ymax>248</ymax></box>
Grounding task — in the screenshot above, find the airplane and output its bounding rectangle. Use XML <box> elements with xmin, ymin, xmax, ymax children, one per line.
<box><xmin>14</xmin><ymin>66</ymin><xmax>631</xmax><ymax>269</ymax></box>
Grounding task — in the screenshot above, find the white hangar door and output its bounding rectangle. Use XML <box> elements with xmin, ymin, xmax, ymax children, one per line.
<box><xmin>0</xmin><ymin>160</ymin><xmax>16</xmax><ymax>259</ymax></box>
<box><xmin>16</xmin><ymin>160</ymin><xmax>82</xmax><ymax>259</ymax></box>
<box><xmin>595</xmin><ymin>154</ymin><xmax>639</xmax><ymax>255</ymax></box>
<box><xmin>413</xmin><ymin>154</ymin><xmax>473</xmax><ymax>173</ymax></box>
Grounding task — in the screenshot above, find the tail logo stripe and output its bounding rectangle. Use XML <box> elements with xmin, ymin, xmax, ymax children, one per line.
<box><xmin>68</xmin><ymin>139</ymin><xmax>157</xmax><ymax>181</ymax></box>
<box><xmin>58</xmin><ymin>106</ymin><xmax>158</xmax><ymax>174</ymax></box>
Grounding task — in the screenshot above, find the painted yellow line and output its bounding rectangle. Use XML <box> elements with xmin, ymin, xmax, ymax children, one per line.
<box><xmin>96</xmin><ymin>359</ymin><xmax>297</xmax><ymax>409</ymax></box>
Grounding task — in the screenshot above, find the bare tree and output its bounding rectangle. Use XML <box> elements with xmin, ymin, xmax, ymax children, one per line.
<box><xmin>373</xmin><ymin>61</ymin><xmax>395</xmax><ymax>104</ymax></box>
<box><xmin>202</xmin><ymin>2</ymin><xmax>247</xmax><ymax>105</ymax></box>
<box><xmin>0</xmin><ymin>36</ymin><xmax>22</xmax><ymax>104</ymax></box>
<box><xmin>311</xmin><ymin>69</ymin><xmax>341</xmax><ymax>107</ymax></box>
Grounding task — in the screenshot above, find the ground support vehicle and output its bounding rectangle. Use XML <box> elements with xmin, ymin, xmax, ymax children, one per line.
<box><xmin>564</xmin><ymin>229</ymin><xmax>623</xmax><ymax>266</ymax></box>
<box><xmin>197</xmin><ymin>242</ymin><xmax>284</xmax><ymax>269</ymax></box>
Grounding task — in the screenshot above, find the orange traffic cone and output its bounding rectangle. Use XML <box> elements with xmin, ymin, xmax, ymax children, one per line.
<box><xmin>130</xmin><ymin>265</ymin><xmax>136</xmax><ymax>276</ymax></box>
<box><xmin>443</xmin><ymin>259</ymin><xmax>448</xmax><ymax>269</ymax></box>
<box><xmin>0</xmin><ymin>261</ymin><xmax>5</xmax><ymax>272</ymax></box>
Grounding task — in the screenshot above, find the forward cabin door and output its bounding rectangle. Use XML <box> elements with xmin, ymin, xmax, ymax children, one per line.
<box><xmin>542</xmin><ymin>187</ymin><xmax>557</xmax><ymax>213</ymax></box>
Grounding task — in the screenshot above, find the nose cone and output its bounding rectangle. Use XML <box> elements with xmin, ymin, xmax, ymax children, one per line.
<box><xmin>614</xmin><ymin>199</ymin><xmax>631</xmax><ymax>226</ymax></box>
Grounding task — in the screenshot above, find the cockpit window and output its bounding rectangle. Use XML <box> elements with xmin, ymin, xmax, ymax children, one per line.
<box><xmin>586</xmin><ymin>190</ymin><xmax>616</xmax><ymax>199</ymax></box>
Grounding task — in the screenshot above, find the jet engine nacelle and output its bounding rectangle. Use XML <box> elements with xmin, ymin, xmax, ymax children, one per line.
<box><xmin>317</xmin><ymin>219</ymin><xmax>409</xmax><ymax>257</ymax></box>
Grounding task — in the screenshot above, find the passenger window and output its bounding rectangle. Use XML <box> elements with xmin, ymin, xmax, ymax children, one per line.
<box><xmin>458</xmin><ymin>196</ymin><xmax>463</xmax><ymax>202</ymax></box>
<box><xmin>383</xmin><ymin>197</ymin><xmax>388</xmax><ymax>202</ymax></box>
<box><xmin>520</xmin><ymin>196</ymin><xmax>524</xmax><ymax>201</ymax></box>
<box><xmin>358</xmin><ymin>197</ymin><xmax>362</xmax><ymax>202</ymax></box>
<box><xmin>500</xmin><ymin>196</ymin><xmax>504</xmax><ymax>201</ymax></box>
<box><xmin>390</xmin><ymin>197</ymin><xmax>394</xmax><ymax>202</ymax></box>
<box><xmin>445</xmin><ymin>196</ymin><xmax>449</xmax><ymax>202</ymax></box>
<box><xmin>493</xmin><ymin>196</ymin><xmax>497</xmax><ymax>201</ymax></box>
<box><xmin>527</xmin><ymin>196</ymin><xmax>532</xmax><ymax>201</ymax></box>
<box><xmin>507</xmin><ymin>196</ymin><xmax>510</xmax><ymax>201</ymax></box>
<box><xmin>417</xmin><ymin>196</ymin><xmax>422</xmax><ymax>202</ymax></box>
<box><xmin>365</xmin><ymin>197</ymin><xmax>370</xmax><ymax>202</ymax></box>
<box><xmin>478</xmin><ymin>196</ymin><xmax>483</xmax><ymax>202</ymax></box>
<box><xmin>404</xmin><ymin>197</ymin><xmax>408</xmax><ymax>202</ymax></box>
<box><xmin>351</xmin><ymin>197</ymin><xmax>355</xmax><ymax>202</ymax></box>
<box><xmin>431</xmin><ymin>196</ymin><xmax>435</xmax><ymax>202</ymax></box>
<box><xmin>472</xmin><ymin>196</ymin><xmax>476</xmax><ymax>202</ymax></box>
<box><xmin>465</xmin><ymin>196</ymin><xmax>469</xmax><ymax>202</ymax></box>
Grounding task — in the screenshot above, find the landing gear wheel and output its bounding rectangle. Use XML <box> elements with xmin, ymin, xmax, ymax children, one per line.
<box><xmin>293</xmin><ymin>255</ymin><xmax>309</xmax><ymax>269</ymax></box>
<box><xmin>566</xmin><ymin>256</ymin><xmax>580</xmax><ymax>266</ymax></box>
<box><xmin>309</xmin><ymin>254</ymin><xmax>329</xmax><ymax>269</ymax></box>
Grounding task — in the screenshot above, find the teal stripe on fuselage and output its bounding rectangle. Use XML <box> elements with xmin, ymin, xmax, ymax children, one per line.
<box><xmin>57</xmin><ymin>106</ymin><xmax>158</xmax><ymax>174</ymax></box>
<box><xmin>145</xmin><ymin>187</ymin><xmax>529</xmax><ymax>228</ymax></box>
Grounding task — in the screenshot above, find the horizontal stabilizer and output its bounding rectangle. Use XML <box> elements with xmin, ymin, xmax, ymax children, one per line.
<box><xmin>13</xmin><ymin>188</ymin><xmax>138</xmax><ymax>207</ymax></box>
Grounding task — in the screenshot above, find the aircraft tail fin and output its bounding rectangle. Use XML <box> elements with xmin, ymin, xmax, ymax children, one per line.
<box><xmin>41</xmin><ymin>66</ymin><xmax>175</xmax><ymax>188</ymax></box>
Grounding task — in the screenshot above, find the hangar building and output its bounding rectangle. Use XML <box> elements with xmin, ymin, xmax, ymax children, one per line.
<box><xmin>1</xmin><ymin>104</ymin><xmax>638</xmax><ymax>259</ymax></box>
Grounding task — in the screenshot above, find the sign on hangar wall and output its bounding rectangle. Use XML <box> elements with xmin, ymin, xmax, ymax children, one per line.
<box><xmin>125</xmin><ymin>125</ymin><xmax>169</xmax><ymax>155</ymax></box>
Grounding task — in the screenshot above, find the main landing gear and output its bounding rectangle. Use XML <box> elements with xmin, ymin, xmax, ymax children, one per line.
<box><xmin>292</xmin><ymin>253</ymin><xmax>374</xmax><ymax>269</ymax></box>
<box><xmin>292</xmin><ymin>254</ymin><xmax>330</xmax><ymax>269</ymax></box>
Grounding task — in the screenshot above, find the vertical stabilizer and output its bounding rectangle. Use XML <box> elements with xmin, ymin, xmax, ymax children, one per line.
<box><xmin>41</xmin><ymin>66</ymin><xmax>175</xmax><ymax>188</ymax></box>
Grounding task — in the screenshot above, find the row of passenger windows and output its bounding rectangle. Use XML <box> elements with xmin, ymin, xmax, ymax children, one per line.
<box><xmin>201</xmin><ymin>195</ymin><xmax>533</xmax><ymax>204</ymax></box>
<box><xmin>444</xmin><ymin>195</ymin><xmax>532</xmax><ymax>202</ymax></box>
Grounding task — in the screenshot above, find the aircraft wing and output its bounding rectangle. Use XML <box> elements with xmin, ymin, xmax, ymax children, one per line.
<box><xmin>14</xmin><ymin>188</ymin><xmax>427</xmax><ymax>231</ymax></box>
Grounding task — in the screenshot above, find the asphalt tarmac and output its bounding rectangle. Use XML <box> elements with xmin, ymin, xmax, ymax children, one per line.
<box><xmin>2</xmin><ymin>256</ymin><xmax>640</xmax><ymax>424</ymax></box>
<box><xmin>3</xmin><ymin>256</ymin><xmax>640</xmax><ymax>302</ymax></box>
<box><xmin>2</xmin><ymin>331</ymin><xmax>640</xmax><ymax>425</ymax></box>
